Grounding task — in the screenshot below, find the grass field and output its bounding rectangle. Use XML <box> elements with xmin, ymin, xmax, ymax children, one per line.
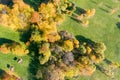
<box><xmin>0</xmin><ymin>0</ymin><xmax>120</xmax><ymax>80</ymax></box>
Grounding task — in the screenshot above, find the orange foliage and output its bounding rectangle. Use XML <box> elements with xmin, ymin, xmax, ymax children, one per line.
<box><xmin>86</xmin><ymin>46</ymin><xmax>92</xmax><ymax>54</ymax></box>
<box><xmin>30</xmin><ymin>11</ymin><xmax>40</xmax><ymax>23</ymax></box>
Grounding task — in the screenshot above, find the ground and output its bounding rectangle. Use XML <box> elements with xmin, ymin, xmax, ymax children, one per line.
<box><xmin>0</xmin><ymin>0</ymin><xmax>120</xmax><ymax>80</ymax></box>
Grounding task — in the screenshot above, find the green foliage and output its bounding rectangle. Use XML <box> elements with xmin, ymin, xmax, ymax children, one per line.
<box><xmin>93</xmin><ymin>42</ymin><xmax>106</xmax><ymax>54</ymax></box>
<box><xmin>78</xmin><ymin>45</ymin><xmax>87</xmax><ymax>54</ymax></box>
<box><xmin>39</xmin><ymin>43</ymin><xmax>51</xmax><ymax>64</ymax></box>
<box><xmin>30</xmin><ymin>30</ymin><xmax>42</xmax><ymax>42</ymax></box>
<box><xmin>1</xmin><ymin>0</ymin><xmax>119</xmax><ymax>80</ymax></box>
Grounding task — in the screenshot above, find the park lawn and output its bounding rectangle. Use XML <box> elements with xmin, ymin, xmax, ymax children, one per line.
<box><xmin>0</xmin><ymin>0</ymin><xmax>120</xmax><ymax>80</ymax></box>
<box><xmin>59</xmin><ymin>0</ymin><xmax>120</xmax><ymax>80</ymax></box>
<box><xmin>0</xmin><ymin>26</ymin><xmax>32</xmax><ymax>79</ymax></box>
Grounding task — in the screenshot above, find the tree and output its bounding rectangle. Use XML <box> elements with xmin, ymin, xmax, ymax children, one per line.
<box><xmin>0</xmin><ymin>43</ymin><xmax>29</xmax><ymax>56</ymax></box>
<box><xmin>62</xmin><ymin>40</ymin><xmax>74</xmax><ymax>51</ymax></box>
<box><xmin>62</xmin><ymin>52</ymin><xmax>74</xmax><ymax>65</ymax></box>
<box><xmin>43</xmin><ymin>65</ymin><xmax>65</xmax><ymax>80</ymax></box>
<box><xmin>78</xmin><ymin>45</ymin><xmax>87</xmax><ymax>55</ymax></box>
<box><xmin>39</xmin><ymin>43</ymin><xmax>51</xmax><ymax>64</ymax></box>
<box><xmin>93</xmin><ymin>42</ymin><xmax>106</xmax><ymax>53</ymax></box>
<box><xmin>30</xmin><ymin>30</ymin><xmax>42</xmax><ymax>42</ymax></box>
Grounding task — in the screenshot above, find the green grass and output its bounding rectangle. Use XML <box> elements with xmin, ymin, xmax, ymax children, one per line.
<box><xmin>0</xmin><ymin>0</ymin><xmax>120</xmax><ymax>80</ymax></box>
<box><xmin>59</xmin><ymin>0</ymin><xmax>120</xmax><ymax>80</ymax></box>
<box><xmin>0</xmin><ymin>53</ymin><xmax>30</xmax><ymax>79</ymax></box>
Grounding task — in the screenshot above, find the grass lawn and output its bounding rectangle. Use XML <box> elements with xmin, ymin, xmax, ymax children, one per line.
<box><xmin>0</xmin><ymin>0</ymin><xmax>120</xmax><ymax>80</ymax></box>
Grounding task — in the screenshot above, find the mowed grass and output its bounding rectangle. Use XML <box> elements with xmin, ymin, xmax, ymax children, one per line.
<box><xmin>0</xmin><ymin>26</ymin><xmax>31</xmax><ymax>79</ymax></box>
<box><xmin>0</xmin><ymin>0</ymin><xmax>120</xmax><ymax>80</ymax></box>
<box><xmin>59</xmin><ymin>0</ymin><xmax>120</xmax><ymax>61</ymax></box>
<box><xmin>59</xmin><ymin>0</ymin><xmax>120</xmax><ymax>80</ymax></box>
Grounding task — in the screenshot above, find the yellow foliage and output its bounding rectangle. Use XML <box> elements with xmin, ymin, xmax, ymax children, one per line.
<box><xmin>0</xmin><ymin>0</ymin><xmax>34</xmax><ymax>30</ymax></box>
<box><xmin>55</xmin><ymin>14</ymin><xmax>65</xmax><ymax>25</ymax></box>
<box><xmin>90</xmin><ymin>54</ymin><xmax>96</xmax><ymax>61</ymax></box>
<box><xmin>90</xmin><ymin>53</ymin><xmax>104</xmax><ymax>64</ymax></box>
<box><xmin>82</xmin><ymin>20</ymin><xmax>89</xmax><ymax>26</ymax></box>
<box><xmin>86</xmin><ymin>46</ymin><xmax>92</xmax><ymax>54</ymax></box>
<box><xmin>65</xmin><ymin>67</ymin><xmax>76</xmax><ymax>78</ymax></box>
<box><xmin>85</xmin><ymin>9</ymin><xmax>96</xmax><ymax>18</ymax></box>
<box><xmin>13</xmin><ymin>0</ymin><xmax>33</xmax><ymax>12</ymax></box>
<box><xmin>0</xmin><ymin>4</ymin><xmax>4</xmax><ymax>10</ymax></box>
<box><xmin>30</xmin><ymin>33</ymin><xmax>42</xmax><ymax>42</ymax></box>
<box><xmin>38</xmin><ymin>2</ymin><xmax>56</xmax><ymax>20</ymax></box>
<box><xmin>11</xmin><ymin>45</ymin><xmax>29</xmax><ymax>56</ymax></box>
<box><xmin>0</xmin><ymin>44</ymin><xmax>10</xmax><ymax>54</ymax></box>
<box><xmin>39</xmin><ymin>43</ymin><xmax>51</xmax><ymax>64</ymax></box>
<box><xmin>0</xmin><ymin>43</ymin><xmax>29</xmax><ymax>56</ymax></box>
<box><xmin>77</xmin><ymin>14</ymin><xmax>83</xmax><ymax>20</ymax></box>
<box><xmin>62</xmin><ymin>40</ymin><xmax>74</xmax><ymax>51</ymax></box>
<box><xmin>48</xmin><ymin>34</ymin><xmax>61</xmax><ymax>43</ymax></box>
<box><xmin>73</xmin><ymin>39</ymin><xmax>79</xmax><ymax>48</ymax></box>
<box><xmin>0</xmin><ymin>14</ymin><xmax>9</xmax><ymax>27</ymax></box>
<box><xmin>39</xmin><ymin>50</ymin><xmax>51</xmax><ymax>64</ymax></box>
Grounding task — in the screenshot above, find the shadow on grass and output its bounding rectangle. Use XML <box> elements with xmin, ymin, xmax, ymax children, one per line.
<box><xmin>104</xmin><ymin>4</ymin><xmax>112</xmax><ymax>9</ymax></box>
<box><xmin>91</xmin><ymin>0</ymin><xmax>97</xmax><ymax>4</ymax></box>
<box><xmin>99</xmin><ymin>8</ymin><xmax>109</xmax><ymax>13</ymax></box>
<box><xmin>0</xmin><ymin>0</ymin><xmax>13</xmax><ymax>7</ymax></box>
<box><xmin>70</xmin><ymin>7</ymin><xmax>85</xmax><ymax>23</ymax></box>
<box><xmin>27</xmin><ymin>42</ymin><xmax>44</xmax><ymax>80</ymax></box>
<box><xmin>75</xmin><ymin>7</ymin><xmax>86</xmax><ymax>15</ymax></box>
<box><xmin>95</xmin><ymin>64</ymin><xmax>109</xmax><ymax>76</ymax></box>
<box><xmin>19</xmin><ymin>29</ymin><xmax>32</xmax><ymax>43</ymax></box>
<box><xmin>76</xmin><ymin>35</ymin><xmax>95</xmax><ymax>45</ymax></box>
<box><xmin>104</xmin><ymin>58</ymin><xmax>112</xmax><ymax>64</ymax></box>
<box><xmin>118</xmin><ymin>15</ymin><xmax>120</xmax><ymax>18</ymax></box>
<box><xmin>0</xmin><ymin>38</ymin><xmax>14</xmax><ymax>45</ymax></box>
<box><xmin>0</xmin><ymin>0</ymin><xmax>48</xmax><ymax>10</ymax></box>
<box><xmin>70</xmin><ymin>16</ymin><xmax>82</xmax><ymax>23</ymax></box>
<box><xmin>70</xmin><ymin>5</ymin><xmax>88</xmax><ymax>24</ymax></box>
<box><xmin>116</xmin><ymin>22</ymin><xmax>120</xmax><ymax>29</ymax></box>
<box><xmin>0</xmin><ymin>69</ymin><xmax>6</xmax><ymax>79</ymax></box>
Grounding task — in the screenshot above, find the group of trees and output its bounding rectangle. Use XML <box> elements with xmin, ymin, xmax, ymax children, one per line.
<box><xmin>0</xmin><ymin>0</ymin><xmax>107</xmax><ymax>80</ymax></box>
<box><xmin>0</xmin><ymin>42</ymin><xmax>29</xmax><ymax>56</ymax></box>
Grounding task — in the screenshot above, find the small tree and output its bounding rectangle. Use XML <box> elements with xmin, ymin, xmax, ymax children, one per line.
<box><xmin>93</xmin><ymin>42</ymin><xmax>106</xmax><ymax>53</ymax></box>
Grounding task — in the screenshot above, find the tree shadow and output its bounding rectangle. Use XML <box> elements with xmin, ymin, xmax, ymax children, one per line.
<box><xmin>23</xmin><ymin>0</ymin><xmax>49</xmax><ymax>10</ymax></box>
<box><xmin>95</xmin><ymin>64</ymin><xmax>109</xmax><ymax>77</ymax></box>
<box><xmin>0</xmin><ymin>0</ymin><xmax>13</xmax><ymax>7</ymax></box>
<box><xmin>0</xmin><ymin>38</ymin><xmax>14</xmax><ymax>45</ymax></box>
<box><xmin>27</xmin><ymin>42</ymin><xmax>44</xmax><ymax>80</ymax></box>
<box><xmin>19</xmin><ymin>30</ymin><xmax>32</xmax><ymax>43</ymax></box>
<box><xmin>104</xmin><ymin>4</ymin><xmax>112</xmax><ymax>9</ymax></box>
<box><xmin>99</xmin><ymin>8</ymin><xmax>109</xmax><ymax>13</ymax></box>
<box><xmin>75</xmin><ymin>35</ymin><xmax>95</xmax><ymax>45</ymax></box>
<box><xmin>91</xmin><ymin>0</ymin><xmax>97</xmax><ymax>4</ymax></box>
<box><xmin>70</xmin><ymin>16</ymin><xmax>82</xmax><ymax>23</ymax></box>
<box><xmin>0</xmin><ymin>69</ymin><xmax>6</xmax><ymax>78</ymax></box>
<box><xmin>116</xmin><ymin>22</ymin><xmax>120</xmax><ymax>29</ymax></box>
<box><xmin>75</xmin><ymin>7</ymin><xmax>86</xmax><ymax>15</ymax></box>
<box><xmin>0</xmin><ymin>0</ymin><xmax>48</xmax><ymax>10</ymax></box>
<box><xmin>70</xmin><ymin>7</ymin><xmax>85</xmax><ymax>23</ymax></box>
<box><xmin>118</xmin><ymin>15</ymin><xmax>120</xmax><ymax>18</ymax></box>
<box><xmin>104</xmin><ymin>58</ymin><xmax>112</xmax><ymax>64</ymax></box>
